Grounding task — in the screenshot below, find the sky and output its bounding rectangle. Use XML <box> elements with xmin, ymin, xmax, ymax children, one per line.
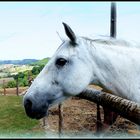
<box><xmin>0</xmin><ymin>2</ymin><xmax>140</xmax><ymax>60</ymax></box>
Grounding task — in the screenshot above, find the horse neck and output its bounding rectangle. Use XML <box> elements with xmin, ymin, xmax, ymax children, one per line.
<box><xmin>84</xmin><ymin>40</ymin><xmax>124</xmax><ymax>90</ymax></box>
<box><xmin>82</xmin><ymin>40</ymin><xmax>107</xmax><ymax>80</ymax></box>
<box><xmin>83</xmin><ymin>39</ymin><xmax>140</xmax><ymax>101</ymax></box>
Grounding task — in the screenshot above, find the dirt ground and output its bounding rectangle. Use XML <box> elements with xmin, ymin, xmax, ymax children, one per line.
<box><xmin>39</xmin><ymin>84</ymin><xmax>140</xmax><ymax>138</ymax></box>
<box><xmin>2</xmin><ymin>86</ymin><xmax>140</xmax><ymax>138</ymax></box>
<box><xmin>39</xmin><ymin>97</ymin><xmax>140</xmax><ymax>138</ymax></box>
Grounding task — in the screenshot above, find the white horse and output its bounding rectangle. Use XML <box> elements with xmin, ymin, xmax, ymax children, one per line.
<box><xmin>23</xmin><ymin>22</ymin><xmax>140</xmax><ymax>119</ymax></box>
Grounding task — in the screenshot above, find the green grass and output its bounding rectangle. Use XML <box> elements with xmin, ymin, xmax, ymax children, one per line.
<box><xmin>0</xmin><ymin>96</ymin><xmax>46</xmax><ymax>138</ymax></box>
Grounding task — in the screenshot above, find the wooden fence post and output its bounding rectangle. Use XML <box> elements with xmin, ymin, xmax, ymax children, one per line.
<box><xmin>103</xmin><ymin>1</ymin><xmax>118</xmax><ymax>127</ymax></box>
<box><xmin>96</xmin><ymin>103</ymin><xmax>103</xmax><ymax>135</ymax></box>
<box><xmin>3</xmin><ymin>79</ymin><xmax>6</xmax><ymax>95</ymax></box>
<box><xmin>16</xmin><ymin>75</ymin><xmax>19</xmax><ymax>96</ymax></box>
<box><xmin>96</xmin><ymin>2</ymin><xmax>118</xmax><ymax>134</ymax></box>
<box><xmin>58</xmin><ymin>103</ymin><xmax>63</xmax><ymax>137</ymax></box>
<box><xmin>28</xmin><ymin>71</ymin><xmax>33</xmax><ymax>87</ymax></box>
<box><xmin>42</xmin><ymin>117</ymin><xmax>47</xmax><ymax>127</ymax></box>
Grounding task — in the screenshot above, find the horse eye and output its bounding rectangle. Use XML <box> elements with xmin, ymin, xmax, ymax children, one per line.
<box><xmin>55</xmin><ymin>58</ymin><xmax>67</xmax><ymax>67</ymax></box>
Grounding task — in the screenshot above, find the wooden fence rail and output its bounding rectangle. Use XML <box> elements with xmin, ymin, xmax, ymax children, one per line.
<box><xmin>77</xmin><ymin>87</ymin><xmax>140</xmax><ymax>126</ymax></box>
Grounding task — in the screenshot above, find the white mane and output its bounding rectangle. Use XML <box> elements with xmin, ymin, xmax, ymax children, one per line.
<box><xmin>81</xmin><ymin>36</ymin><xmax>140</xmax><ymax>48</ymax></box>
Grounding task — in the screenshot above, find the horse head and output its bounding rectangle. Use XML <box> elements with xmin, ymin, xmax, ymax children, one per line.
<box><xmin>23</xmin><ymin>23</ymin><xmax>93</xmax><ymax>119</ymax></box>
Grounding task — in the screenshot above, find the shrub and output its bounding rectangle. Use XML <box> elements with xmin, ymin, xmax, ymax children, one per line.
<box><xmin>6</xmin><ymin>80</ymin><xmax>16</xmax><ymax>88</ymax></box>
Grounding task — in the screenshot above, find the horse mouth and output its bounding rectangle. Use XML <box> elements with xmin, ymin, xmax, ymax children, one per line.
<box><xmin>25</xmin><ymin>107</ymin><xmax>49</xmax><ymax>120</ymax></box>
<box><xmin>24</xmin><ymin>96</ymin><xmax>68</xmax><ymax>120</ymax></box>
<box><xmin>35</xmin><ymin>111</ymin><xmax>48</xmax><ymax>120</ymax></box>
<box><xmin>33</xmin><ymin>97</ymin><xmax>67</xmax><ymax>120</ymax></box>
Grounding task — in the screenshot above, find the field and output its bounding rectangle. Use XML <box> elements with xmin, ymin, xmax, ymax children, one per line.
<box><xmin>0</xmin><ymin>95</ymin><xmax>47</xmax><ymax>138</ymax></box>
<box><xmin>0</xmin><ymin>64</ymin><xmax>33</xmax><ymax>76</ymax></box>
<box><xmin>0</xmin><ymin>87</ymin><xmax>140</xmax><ymax>138</ymax></box>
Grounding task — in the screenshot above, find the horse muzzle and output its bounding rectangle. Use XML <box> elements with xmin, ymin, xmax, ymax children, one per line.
<box><xmin>23</xmin><ymin>95</ymin><xmax>49</xmax><ymax>120</ymax></box>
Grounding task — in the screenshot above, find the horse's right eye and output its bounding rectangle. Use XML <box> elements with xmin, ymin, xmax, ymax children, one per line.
<box><xmin>55</xmin><ymin>58</ymin><xmax>68</xmax><ymax>67</ymax></box>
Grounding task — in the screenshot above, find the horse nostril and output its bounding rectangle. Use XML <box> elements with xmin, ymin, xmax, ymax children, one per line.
<box><xmin>23</xmin><ymin>96</ymin><xmax>49</xmax><ymax>119</ymax></box>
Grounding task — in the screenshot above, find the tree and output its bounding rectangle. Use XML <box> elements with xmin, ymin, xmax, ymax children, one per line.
<box><xmin>31</xmin><ymin>65</ymin><xmax>44</xmax><ymax>75</ymax></box>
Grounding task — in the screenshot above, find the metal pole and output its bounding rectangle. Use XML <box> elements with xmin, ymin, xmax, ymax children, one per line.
<box><xmin>96</xmin><ymin>2</ymin><xmax>117</xmax><ymax>134</ymax></box>
<box><xmin>98</xmin><ymin>2</ymin><xmax>118</xmax><ymax>133</ymax></box>
<box><xmin>110</xmin><ymin>2</ymin><xmax>117</xmax><ymax>38</ymax></box>
<box><xmin>103</xmin><ymin>1</ymin><xmax>118</xmax><ymax>128</ymax></box>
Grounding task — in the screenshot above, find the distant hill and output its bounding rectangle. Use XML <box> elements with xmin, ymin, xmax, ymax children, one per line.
<box><xmin>0</xmin><ymin>59</ymin><xmax>39</xmax><ymax>65</ymax></box>
<box><xmin>32</xmin><ymin>57</ymin><xmax>50</xmax><ymax>66</ymax></box>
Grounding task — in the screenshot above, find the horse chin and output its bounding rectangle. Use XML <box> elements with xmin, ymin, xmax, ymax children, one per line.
<box><xmin>48</xmin><ymin>96</ymin><xmax>69</xmax><ymax>107</ymax></box>
<box><xmin>34</xmin><ymin>110</ymin><xmax>49</xmax><ymax>120</ymax></box>
<box><xmin>30</xmin><ymin>97</ymin><xmax>69</xmax><ymax>120</ymax></box>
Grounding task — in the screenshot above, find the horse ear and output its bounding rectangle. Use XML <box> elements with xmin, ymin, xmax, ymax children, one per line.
<box><xmin>62</xmin><ymin>22</ymin><xmax>76</xmax><ymax>44</ymax></box>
